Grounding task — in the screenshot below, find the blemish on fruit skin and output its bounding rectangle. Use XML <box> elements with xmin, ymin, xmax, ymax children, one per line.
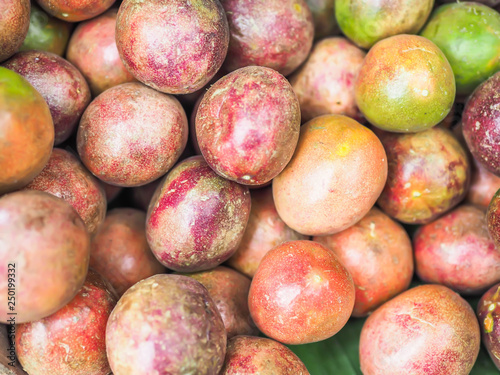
<box><xmin>485</xmin><ymin>313</ymin><xmax>494</xmax><ymax>333</ymax></box>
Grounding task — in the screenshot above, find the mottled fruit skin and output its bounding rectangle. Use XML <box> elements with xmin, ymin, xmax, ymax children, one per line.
<box><xmin>90</xmin><ymin>208</ymin><xmax>165</xmax><ymax>296</ymax></box>
<box><xmin>16</xmin><ymin>269</ymin><xmax>117</xmax><ymax>375</ymax></box>
<box><xmin>273</xmin><ymin>115</ymin><xmax>387</xmax><ymax>236</ymax></box>
<box><xmin>24</xmin><ymin>148</ymin><xmax>106</xmax><ymax>237</ymax></box>
<box><xmin>0</xmin><ymin>0</ymin><xmax>30</xmax><ymax>62</ymax></box>
<box><xmin>488</xmin><ymin>189</ymin><xmax>500</xmax><ymax>248</ymax></box>
<box><xmin>77</xmin><ymin>82</ymin><xmax>188</xmax><ymax>187</ymax></box>
<box><xmin>377</xmin><ymin>126</ymin><xmax>470</xmax><ymax>224</ymax></box>
<box><xmin>415</xmin><ymin>205</ymin><xmax>500</xmax><ymax>295</ymax></box>
<box><xmin>0</xmin><ymin>191</ymin><xmax>89</xmax><ymax>323</ymax></box>
<box><xmin>360</xmin><ymin>284</ymin><xmax>480</xmax><ymax>375</ymax></box>
<box><xmin>116</xmin><ymin>0</ymin><xmax>229</xmax><ymax>94</ymax></box>
<box><xmin>19</xmin><ymin>3</ymin><xmax>71</xmax><ymax>56</ymax></box>
<box><xmin>227</xmin><ymin>188</ymin><xmax>306</xmax><ymax>278</ymax></box>
<box><xmin>3</xmin><ymin>50</ymin><xmax>91</xmax><ymax>145</ymax></box>
<box><xmin>196</xmin><ymin>66</ymin><xmax>300</xmax><ymax>185</ymax></box>
<box><xmin>462</xmin><ymin>71</ymin><xmax>500</xmax><ymax>177</ymax></box>
<box><xmin>290</xmin><ymin>37</ymin><xmax>365</xmax><ymax>123</ymax></box>
<box><xmin>106</xmin><ymin>274</ymin><xmax>226</xmax><ymax>375</ymax></box>
<box><xmin>305</xmin><ymin>0</ymin><xmax>339</xmax><ymax>39</ymax></box>
<box><xmin>221</xmin><ymin>0</ymin><xmax>314</xmax><ymax>76</ymax></box>
<box><xmin>314</xmin><ymin>208</ymin><xmax>413</xmax><ymax>317</ymax></box>
<box><xmin>467</xmin><ymin>157</ymin><xmax>500</xmax><ymax>208</ymax></box>
<box><xmin>146</xmin><ymin>156</ymin><xmax>250</xmax><ymax>272</ymax></box>
<box><xmin>183</xmin><ymin>266</ymin><xmax>258</xmax><ymax>338</ymax></box>
<box><xmin>249</xmin><ymin>240</ymin><xmax>355</xmax><ymax>345</ymax></box>
<box><xmin>478</xmin><ymin>283</ymin><xmax>500</xmax><ymax>370</ymax></box>
<box><xmin>355</xmin><ymin>34</ymin><xmax>455</xmax><ymax>133</ymax></box>
<box><xmin>421</xmin><ymin>2</ymin><xmax>500</xmax><ymax>96</ymax></box>
<box><xmin>67</xmin><ymin>9</ymin><xmax>136</xmax><ymax>97</ymax></box>
<box><xmin>0</xmin><ymin>67</ymin><xmax>54</xmax><ymax>195</ymax></box>
<box><xmin>335</xmin><ymin>0</ymin><xmax>433</xmax><ymax>49</ymax></box>
<box><xmin>36</xmin><ymin>0</ymin><xmax>115</xmax><ymax>22</ymax></box>
<box><xmin>221</xmin><ymin>336</ymin><xmax>309</xmax><ymax>374</ymax></box>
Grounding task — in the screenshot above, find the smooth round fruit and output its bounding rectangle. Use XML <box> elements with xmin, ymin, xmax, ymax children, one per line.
<box><xmin>248</xmin><ymin>240</ymin><xmax>355</xmax><ymax>345</ymax></box>
<box><xmin>67</xmin><ymin>9</ymin><xmax>136</xmax><ymax>97</ymax></box>
<box><xmin>0</xmin><ymin>191</ymin><xmax>89</xmax><ymax>323</ymax></box>
<box><xmin>3</xmin><ymin>50</ymin><xmax>91</xmax><ymax>145</ymax></box>
<box><xmin>106</xmin><ymin>274</ymin><xmax>226</xmax><ymax>375</ymax></box>
<box><xmin>116</xmin><ymin>0</ymin><xmax>229</xmax><ymax>94</ymax></box>
<box><xmin>421</xmin><ymin>2</ymin><xmax>500</xmax><ymax>96</ymax></box>
<box><xmin>0</xmin><ymin>67</ymin><xmax>54</xmax><ymax>195</ymax></box>
<box><xmin>221</xmin><ymin>0</ymin><xmax>314</xmax><ymax>76</ymax></box>
<box><xmin>377</xmin><ymin>126</ymin><xmax>470</xmax><ymax>224</ymax></box>
<box><xmin>488</xmin><ymin>189</ymin><xmax>500</xmax><ymax>248</ymax></box>
<box><xmin>273</xmin><ymin>114</ymin><xmax>387</xmax><ymax>236</ymax></box>
<box><xmin>360</xmin><ymin>284</ymin><xmax>480</xmax><ymax>375</ymax></box>
<box><xmin>35</xmin><ymin>0</ymin><xmax>115</xmax><ymax>22</ymax></box>
<box><xmin>462</xmin><ymin>71</ymin><xmax>500</xmax><ymax>177</ymax></box>
<box><xmin>15</xmin><ymin>269</ymin><xmax>117</xmax><ymax>375</ymax></box>
<box><xmin>355</xmin><ymin>34</ymin><xmax>455</xmax><ymax>132</ymax></box>
<box><xmin>196</xmin><ymin>66</ymin><xmax>300</xmax><ymax>185</ymax></box>
<box><xmin>0</xmin><ymin>0</ymin><xmax>30</xmax><ymax>62</ymax></box>
<box><xmin>77</xmin><ymin>82</ymin><xmax>188</xmax><ymax>187</ymax></box>
<box><xmin>477</xmin><ymin>283</ymin><xmax>500</xmax><ymax>370</ymax></box>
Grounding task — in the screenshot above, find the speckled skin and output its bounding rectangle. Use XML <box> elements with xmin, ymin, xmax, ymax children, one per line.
<box><xmin>77</xmin><ymin>82</ymin><xmax>188</xmax><ymax>187</ymax></box>
<box><xmin>35</xmin><ymin>0</ymin><xmax>115</xmax><ymax>22</ymax></box>
<box><xmin>273</xmin><ymin>115</ymin><xmax>387</xmax><ymax>236</ymax></box>
<box><xmin>414</xmin><ymin>205</ymin><xmax>500</xmax><ymax>295</ymax></box>
<box><xmin>106</xmin><ymin>274</ymin><xmax>226</xmax><ymax>375</ymax></box>
<box><xmin>0</xmin><ymin>0</ymin><xmax>30</xmax><ymax>63</ymax></box>
<box><xmin>305</xmin><ymin>0</ymin><xmax>339</xmax><ymax>39</ymax></box>
<box><xmin>0</xmin><ymin>67</ymin><xmax>54</xmax><ymax>195</ymax></box>
<box><xmin>196</xmin><ymin>66</ymin><xmax>300</xmax><ymax>185</ymax></box>
<box><xmin>221</xmin><ymin>0</ymin><xmax>314</xmax><ymax>76</ymax></box>
<box><xmin>360</xmin><ymin>284</ymin><xmax>480</xmax><ymax>375</ymax></box>
<box><xmin>421</xmin><ymin>2</ymin><xmax>500</xmax><ymax>96</ymax></box>
<box><xmin>221</xmin><ymin>336</ymin><xmax>309</xmax><ymax>374</ymax></box>
<box><xmin>15</xmin><ymin>269</ymin><xmax>117</xmax><ymax>375</ymax></box>
<box><xmin>314</xmin><ymin>208</ymin><xmax>413</xmax><ymax>317</ymax></box>
<box><xmin>289</xmin><ymin>37</ymin><xmax>365</xmax><ymax>123</ymax></box>
<box><xmin>146</xmin><ymin>156</ymin><xmax>251</xmax><ymax>272</ymax></box>
<box><xmin>67</xmin><ymin>9</ymin><xmax>136</xmax><ymax>97</ymax></box>
<box><xmin>355</xmin><ymin>34</ymin><xmax>455</xmax><ymax>133</ymax></box>
<box><xmin>90</xmin><ymin>208</ymin><xmax>165</xmax><ymax>296</ymax></box>
<box><xmin>248</xmin><ymin>240</ymin><xmax>355</xmax><ymax>345</ymax></box>
<box><xmin>467</xmin><ymin>157</ymin><xmax>500</xmax><ymax>208</ymax></box>
<box><xmin>462</xmin><ymin>71</ymin><xmax>500</xmax><ymax>177</ymax></box>
<box><xmin>227</xmin><ymin>188</ymin><xmax>305</xmax><ymax>278</ymax></box>
<box><xmin>377</xmin><ymin>127</ymin><xmax>470</xmax><ymax>225</ymax></box>
<box><xmin>0</xmin><ymin>191</ymin><xmax>89</xmax><ymax>323</ymax></box>
<box><xmin>477</xmin><ymin>283</ymin><xmax>500</xmax><ymax>370</ymax></box>
<box><xmin>183</xmin><ymin>266</ymin><xmax>258</xmax><ymax>338</ymax></box>
<box><xmin>335</xmin><ymin>0</ymin><xmax>433</xmax><ymax>49</ymax></box>
<box><xmin>116</xmin><ymin>0</ymin><xmax>229</xmax><ymax>94</ymax></box>
<box><xmin>3</xmin><ymin>51</ymin><xmax>91</xmax><ymax>145</ymax></box>
<box><xmin>488</xmin><ymin>189</ymin><xmax>500</xmax><ymax>247</ymax></box>
<box><xmin>23</xmin><ymin>148</ymin><xmax>106</xmax><ymax>237</ymax></box>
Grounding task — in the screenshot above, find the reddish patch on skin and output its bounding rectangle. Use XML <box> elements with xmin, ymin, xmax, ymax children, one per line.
<box><xmin>488</xmin><ymin>189</ymin><xmax>500</xmax><ymax>247</ymax></box>
<box><xmin>377</xmin><ymin>126</ymin><xmax>470</xmax><ymax>224</ymax></box>
<box><xmin>106</xmin><ymin>274</ymin><xmax>226</xmax><ymax>375</ymax></box>
<box><xmin>477</xmin><ymin>283</ymin><xmax>500</xmax><ymax>369</ymax></box>
<box><xmin>23</xmin><ymin>148</ymin><xmax>106</xmax><ymax>236</ymax></box>
<box><xmin>146</xmin><ymin>156</ymin><xmax>251</xmax><ymax>272</ymax></box>
<box><xmin>248</xmin><ymin>240</ymin><xmax>355</xmax><ymax>345</ymax></box>
<box><xmin>0</xmin><ymin>0</ymin><xmax>29</xmax><ymax>62</ymax></box>
<box><xmin>116</xmin><ymin>0</ymin><xmax>229</xmax><ymax>94</ymax></box>
<box><xmin>221</xmin><ymin>336</ymin><xmax>309</xmax><ymax>374</ymax></box>
<box><xmin>221</xmin><ymin>0</ymin><xmax>314</xmax><ymax>76</ymax></box>
<box><xmin>360</xmin><ymin>285</ymin><xmax>480</xmax><ymax>375</ymax></box>
<box><xmin>227</xmin><ymin>187</ymin><xmax>306</xmax><ymax>278</ymax></box>
<box><xmin>67</xmin><ymin>9</ymin><xmax>135</xmax><ymax>97</ymax></box>
<box><xmin>196</xmin><ymin>66</ymin><xmax>300</xmax><ymax>185</ymax></box>
<box><xmin>36</xmin><ymin>0</ymin><xmax>115</xmax><ymax>22</ymax></box>
<box><xmin>3</xmin><ymin>51</ymin><xmax>91</xmax><ymax>145</ymax></box>
<box><xmin>467</xmin><ymin>157</ymin><xmax>500</xmax><ymax>207</ymax></box>
<box><xmin>463</xmin><ymin>71</ymin><xmax>500</xmax><ymax>177</ymax></box>
<box><xmin>15</xmin><ymin>269</ymin><xmax>117</xmax><ymax>375</ymax></box>
<box><xmin>77</xmin><ymin>82</ymin><xmax>188</xmax><ymax>187</ymax></box>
